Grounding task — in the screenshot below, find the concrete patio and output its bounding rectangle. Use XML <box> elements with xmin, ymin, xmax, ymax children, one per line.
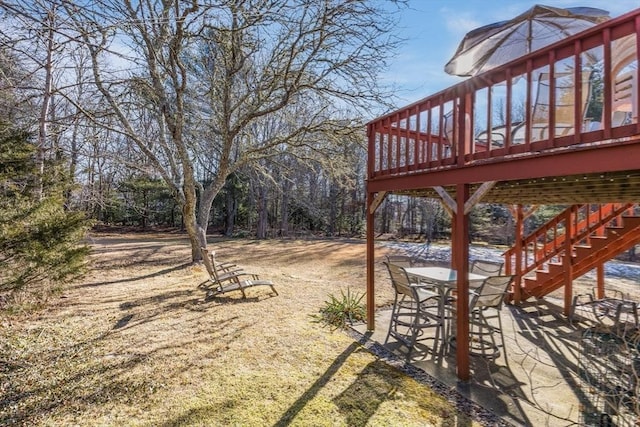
<box><xmin>352</xmin><ymin>295</ymin><xmax>640</xmax><ymax>426</ymax></box>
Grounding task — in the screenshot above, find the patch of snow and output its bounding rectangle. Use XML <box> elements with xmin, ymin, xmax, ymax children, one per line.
<box><xmin>381</xmin><ymin>241</ymin><xmax>639</xmax><ymax>281</ymax></box>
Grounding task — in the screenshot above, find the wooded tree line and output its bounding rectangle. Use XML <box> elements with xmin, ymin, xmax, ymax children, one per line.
<box><xmin>88</xmin><ymin>148</ymin><xmax>369</xmax><ymax>239</ymax></box>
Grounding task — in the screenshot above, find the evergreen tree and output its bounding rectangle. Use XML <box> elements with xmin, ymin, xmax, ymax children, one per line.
<box><xmin>0</xmin><ymin>122</ymin><xmax>90</xmax><ymax>303</ymax></box>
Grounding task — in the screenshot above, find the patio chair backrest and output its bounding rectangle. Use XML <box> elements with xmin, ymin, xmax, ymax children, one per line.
<box><xmin>201</xmin><ymin>247</ymin><xmax>217</xmax><ymax>278</ymax></box>
<box><xmin>384</xmin><ymin>262</ymin><xmax>415</xmax><ymax>299</ymax></box>
<box><xmin>471</xmin><ymin>259</ymin><xmax>504</xmax><ymax>276</ymax></box>
<box><xmin>471</xmin><ymin>275</ymin><xmax>514</xmax><ymax>310</ymax></box>
<box><xmin>385</xmin><ymin>255</ymin><xmax>413</xmax><ymax>268</ymax></box>
<box><xmin>201</xmin><ymin>247</ymin><xmax>233</xmax><ymax>283</ymax></box>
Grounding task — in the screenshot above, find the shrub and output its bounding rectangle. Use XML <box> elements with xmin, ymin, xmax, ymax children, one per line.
<box><xmin>0</xmin><ymin>122</ymin><xmax>91</xmax><ymax>307</ymax></box>
<box><xmin>313</xmin><ymin>288</ymin><xmax>366</xmax><ymax>330</ymax></box>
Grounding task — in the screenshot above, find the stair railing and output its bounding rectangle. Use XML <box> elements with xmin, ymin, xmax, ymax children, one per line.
<box><xmin>504</xmin><ymin>203</ymin><xmax>635</xmax><ymax>278</ymax></box>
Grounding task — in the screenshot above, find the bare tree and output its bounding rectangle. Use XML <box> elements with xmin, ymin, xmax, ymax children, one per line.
<box><xmin>1</xmin><ymin>1</ymin><xmax>66</xmax><ymax>198</ymax></box>
<box><xmin>19</xmin><ymin>0</ymin><xmax>398</xmax><ymax>261</ymax></box>
<box><xmin>1</xmin><ymin>0</ymin><xmax>401</xmax><ymax>259</ymax></box>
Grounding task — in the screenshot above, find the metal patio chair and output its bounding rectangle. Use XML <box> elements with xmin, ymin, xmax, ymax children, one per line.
<box><xmin>467</xmin><ymin>275</ymin><xmax>514</xmax><ymax>359</ymax></box>
<box><xmin>383</xmin><ymin>262</ymin><xmax>445</xmax><ymax>360</ymax></box>
<box><xmin>385</xmin><ymin>254</ymin><xmax>435</xmax><ymax>287</ymax></box>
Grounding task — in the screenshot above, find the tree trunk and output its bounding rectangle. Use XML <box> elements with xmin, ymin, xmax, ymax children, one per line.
<box><xmin>182</xmin><ymin>198</ymin><xmax>200</xmax><ymax>260</ymax></box>
<box><xmin>36</xmin><ymin>7</ymin><xmax>56</xmax><ymax>201</ymax></box>
<box><xmin>256</xmin><ymin>186</ymin><xmax>268</xmax><ymax>239</ymax></box>
<box><xmin>225</xmin><ymin>187</ymin><xmax>236</xmax><ymax>236</ymax></box>
<box><xmin>328</xmin><ymin>183</ymin><xmax>337</xmax><ymax>235</ymax></box>
<box><xmin>381</xmin><ymin>201</ymin><xmax>389</xmax><ymax>234</ymax></box>
<box><xmin>183</xmin><ymin>166</ymin><xmax>209</xmax><ymax>261</ymax></box>
<box><xmin>195</xmin><ymin>178</ymin><xmax>227</xmax><ymax>257</ymax></box>
<box><xmin>351</xmin><ymin>185</ymin><xmax>361</xmax><ymax>234</ymax></box>
<box><xmin>280</xmin><ymin>183</ymin><xmax>289</xmax><ymax>237</ymax></box>
<box><xmin>339</xmin><ymin>191</ymin><xmax>345</xmax><ymax>237</ymax></box>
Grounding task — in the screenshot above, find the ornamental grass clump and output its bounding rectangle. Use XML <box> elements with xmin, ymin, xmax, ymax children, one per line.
<box><xmin>314</xmin><ymin>288</ymin><xmax>366</xmax><ymax>329</ymax></box>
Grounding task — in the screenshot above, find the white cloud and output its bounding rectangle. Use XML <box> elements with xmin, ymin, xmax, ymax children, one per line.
<box><xmin>380</xmin><ymin>55</ymin><xmax>463</xmax><ymax>105</ymax></box>
<box><xmin>441</xmin><ymin>8</ymin><xmax>482</xmax><ymax>37</ymax></box>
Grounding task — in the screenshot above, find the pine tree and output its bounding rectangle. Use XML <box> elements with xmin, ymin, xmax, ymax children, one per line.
<box><xmin>0</xmin><ymin>122</ymin><xmax>90</xmax><ymax>305</ymax></box>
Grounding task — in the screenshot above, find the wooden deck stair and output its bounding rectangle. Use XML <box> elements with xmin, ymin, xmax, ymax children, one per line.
<box><xmin>506</xmin><ymin>204</ymin><xmax>640</xmax><ymax>301</ymax></box>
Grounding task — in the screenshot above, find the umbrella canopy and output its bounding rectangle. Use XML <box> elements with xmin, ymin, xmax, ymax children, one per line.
<box><xmin>444</xmin><ymin>5</ymin><xmax>610</xmax><ymax>77</ymax></box>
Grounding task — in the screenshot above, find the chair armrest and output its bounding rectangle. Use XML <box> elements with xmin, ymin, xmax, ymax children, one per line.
<box><xmin>412</xmin><ymin>277</ymin><xmax>438</xmax><ymax>291</ymax></box>
<box><xmin>412</xmin><ymin>285</ymin><xmax>440</xmax><ymax>302</ymax></box>
<box><xmin>609</xmin><ymin>289</ymin><xmax>625</xmax><ymax>300</ymax></box>
<box><xmin>217</xmin><ymin>262</ymin><xmax>238</xmax><ymax>271</ymax></box>
<box><xmin>215</xmin><ymin>269</ymin><xmax>247</xmax><ymax>282</ymax></box>
<box><xmin>218</xmin><ymin>270</ymin><xmax>260</xmax><ymax>281</ymax></box>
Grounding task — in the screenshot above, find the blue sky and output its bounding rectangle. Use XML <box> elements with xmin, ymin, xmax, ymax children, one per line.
<box><xmin>386</xmin><ymin>0</ymin><xmax>640</xmax><ymax>106</ymax></box>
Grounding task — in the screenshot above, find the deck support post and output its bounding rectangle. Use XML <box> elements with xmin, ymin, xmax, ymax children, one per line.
<box><xmin>563</xmin><ymin>208</ymin><xmax>574</xmax><ymax>316</ymax></box>
<box><xmin>514</xmin><ymin>205</ymin><xmax>524</xmax><ymax>303</ymax></box>
<box><xmin>454</xmin><ymin>183</ymin><xmax>471</xmax><ymax>381</ymax></box>
<box><xmin>366</xmin><ymin>191</ymin><xmax>375</xmax><ymax>331</ymax></box>
<box><xmin>596</xmin><ymin>264</ymin><xmax>605</xmax><ymax>299</ymax></box>
<box><xmin>366</xmin><ymin>191</ymin><xmax>388</xmax><ymax>331</ymax></box>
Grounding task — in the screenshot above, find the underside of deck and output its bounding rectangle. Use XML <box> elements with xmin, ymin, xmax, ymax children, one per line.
<box><xmin>370</xmin><ymin>147</ymin><xmax>640</xmax><ymax>204</ymax></box>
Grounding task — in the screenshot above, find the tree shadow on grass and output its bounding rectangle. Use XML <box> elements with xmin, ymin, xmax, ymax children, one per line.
<box><xmin>1</xmin><ymin>312</ymin><xmax>247</xmax><ymax>426</ymax></box>
<box><xmin>332</xmin><ymin>360</ymin><xmax>401</xmax><ymax>426</ymax></box>
<box><xmin>0</xmin><ymin>334</ymin><xmax>156</xmax><ymax>425</ymax></box>
<box><xmin>75</xmin><ymin>263</ymin><xmax>193</xmax><ymax>288</ymax></box>
<box><xmin>272</xmin><ymin>337</ymin><xmax>476</xmax><ymax>427</ymax></box>
<box><xmin>157</xmin><ymin>406</ymin><xmax>221</xmax><ymax>427</ymax></box>
<box><xmin>273</xmin><ymin>341</ymin><xmax>361</xmax><ymax>427</ymax></box>
<box><xmin>113</xmin><ymin>288</ymin><xmax>216</xmax><ymax>332</ymax></box>
<box><xmin>156</xmin><ymin>341</ymin><xmax>364</xmax><ymax>427</ymax></box>
<box><xmin>335</xmin><ymin>358</ymin><xmax>477</xmax><ymax>427</ymax></box>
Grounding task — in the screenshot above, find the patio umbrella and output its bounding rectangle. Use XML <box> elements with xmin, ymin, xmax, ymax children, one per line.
<box><xmin>444</xmin><ymin>5</ymin><xmax>610</xmax><ymax>77</ymax></box>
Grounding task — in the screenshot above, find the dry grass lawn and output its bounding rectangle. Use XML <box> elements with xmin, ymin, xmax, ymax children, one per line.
<box><xmin>1</xmin><ymin>231</ymin><xmax>481</xmax><ymax>426</ymax></box>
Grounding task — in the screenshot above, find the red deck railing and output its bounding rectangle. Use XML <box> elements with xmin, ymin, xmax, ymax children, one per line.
<box><xmin>367</xmin><ymin>8</ymin><xmax>640</xmax><ymax>180</ymax></box>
